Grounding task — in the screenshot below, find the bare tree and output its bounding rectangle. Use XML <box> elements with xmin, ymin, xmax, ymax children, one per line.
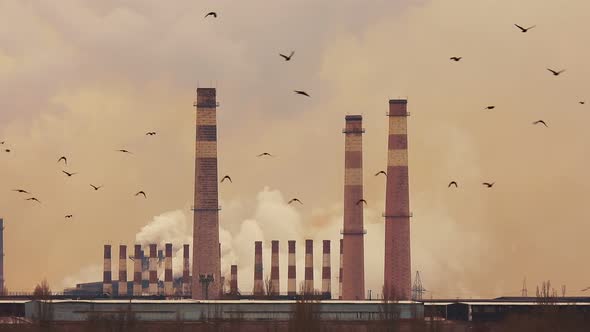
<box><xmin>32</xmin><ymin>278</ymin><xmax>54</xmax><ymax>326</ymax></box>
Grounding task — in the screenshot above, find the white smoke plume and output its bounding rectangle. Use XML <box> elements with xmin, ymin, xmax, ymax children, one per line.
<box><xmin>60</xmin><ymin>264</ymin><xmax>102</xmax><ymax>290</ymax></box>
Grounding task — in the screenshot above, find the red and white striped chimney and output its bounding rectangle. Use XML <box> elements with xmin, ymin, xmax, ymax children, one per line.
<box><xmin>103</xmin><ymin>245</ymin><xmax>112</xmax><ymax>295</ymax></box>
<box><xmin>230</xmin><ymin>265</ymin><xmax>238</xmax><ymax>295</ymax></box>
<box><xmin>271</xmin><ymin>240</ymin><xmax>280</xmax><ymax>296</ymax></box>
<box><xmin>322</xmin><ymin>240</ymin><xmax>331</xmax><ymax>297</ymax></box>
<box><xmin>183</xmin><ymin>244</ymin><xmax>190</xmax><ymax>296</ymax></box>
<box><xmin>288</xmin><ymin>240</ymin><xmax>296</xmax><ymax>296</ymax></box>
<box><xmin>164</xmin><ymin>243</ymin><xmax>173</xmax><ymax>296</ymax></box>
<box><xmin>149</xmin><ymin>244</ymin><xmax>157</xmax><ymax>295</ymax></box>
<box><xmin>304</xmin><ymin>240</ymin><xmax>314</xmax><ymax>294</ymax></box>
<box><xmin>339</xmin><ymin>239</ymin><xmax>343</xmax><ymax>300</ymax></box>
<box><xmin>133</xmin><ymin>245</ymin><xmax>142</xmax><ymax>296</ymax></box>
<box><xmin>253</xmin><ymin>241</ymin><xmax>264</xmax><ymax>296</ymax></box>
<box><xmin>118</xmin><ymin>245</ymin><xmax>127</xmax><ymax>297</ymax></box>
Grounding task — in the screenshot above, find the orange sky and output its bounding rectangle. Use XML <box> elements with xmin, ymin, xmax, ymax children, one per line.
<box><xmin>0</xmin><ymin>0</ymin><xmax>589</xmax><ymax>298</ymax></box>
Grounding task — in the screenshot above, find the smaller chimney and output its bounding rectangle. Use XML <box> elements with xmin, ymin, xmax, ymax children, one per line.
<box><xmin>304</xmin><ymin>240</ymin><xmax>314</xmax><ymax>294</ymax></box>
<box><xmin>164</xmin><ymin>243</ymin><xmax>173</xmax><ymax>296</ymax></box>
<box><xmin>288</xmin><ymin>240</ymin><xmax>296</xmax><ymax>296</ymax></box>
<box><xmin>149</xmin><ymin>244</ymin><xmax>158</xmax><ymax>295</ymax></box>
<box><xmin>322</xmin><ymin>240</ymin><xmax>331</xmax><ymax>297</ymax></box>
<box><xmin>133</xmin><ymin>245</ymin><xmax>142</xmax><ymax>296</ymax></box>
<box><xmin>253</xmin><ymin>241</ymin><xmax>264</xmax><ymax>296</ymax></box>
<box><xmin>103</xmin><ymin>245</ymin><xmax>112</xmax><ymax>295</ymax></box>
<box><xmin>118</xmin><ymin>245</ymin><xmax>127</xmax><ymax>297</ymax></box>
<box><xmin>339</xmin><ymin>239</ymin><xmax>343</xmax><ymax>300</ymax></box>
<box><xmin>182</xmin><ymin>244</ymin><xmax>190</xmax><ymax>296</ymax></box>
<box><xmin>271</xmin><ymin>240</ymin><xmax>280</xmax><ymax>296</ymax></box>
<box><xmin>230</xmin><ymin>265</ymin><xmax>238</xmax><ymax>295</ymax></box>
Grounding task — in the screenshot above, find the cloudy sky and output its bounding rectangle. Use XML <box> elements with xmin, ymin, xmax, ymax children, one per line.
<box><xmin>1</xmin><ymin>0</ymin><xmax>589</xmax><ymax>298</ymax></box>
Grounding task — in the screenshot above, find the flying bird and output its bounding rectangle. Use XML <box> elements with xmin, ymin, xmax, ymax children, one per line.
<box><xmin>546</xmin><ymin>68</ymin><xmax>565</xmax><ymax>76</ymax></box>
<box><xmin>532</xmin><ymin>120</ymin><xmax>548</xmax><ymax>127</ymax></box>
<box><xmin>514</xmin><ymin>24</ymin><xmax>536</xmax><ymax>33</ymax></box>
<box><xmin>279</xmin><ymin>51</ymin><xmax>295</xmax><ymax>61</ymax></box>
<box><xmin>116</xmin><ymin>149</ymin><xmax>133</xmax><ymax>154</ymax></box>
<box><xmin>0</xmin><ymin>141</ymin><xmax>4</xmax><ymax>144</ymax></box>
<box><xmin>581</xmin><ymin>287</ymin><xmax>590</xmax><ymax>292</ymax></box>
<box><xmin>3</xmin><ymin>149</ymin><xmax>10</xmax><ymax>153</ymax></box>
<box><xmin>13</xmin><ymin>189</ymin><xmax>30</xmax><ymax>194</ymax></box>
<box><xmin>257</xmin><ymin>152</ymin><xmax>274</xmax><ymax>157</ymax></box>
<box><xmin>65</xmin><ymin>215</ymin><xmax>73</xmax><ymax>219</ymax></box>
<box><xmin>26</xmin><ymin>197</ymin><xmax>41</xmax><ymax>203</ymax></box>
<box><xmin>484</xmin><ymin>105</ymin><xmax>495</xmax><ymax>110</ymax></box>
<box><xmin>357</xmin><ymin>199</ymin><xmax>368</xmax><ymax>206</ymax></box>
<box><xmin>288</xmin><ymin>198</ymin><xmax>303</xmax><ymax>205</ymax></box>
<box><xmin>450</xmin><ymin>57</ymin><xmax>462</xmax><ymax>62</ymax></box>
<box><xmin>204</xmin><ymin>11</ymin><xmax>217</xmax><ymax>18</ymax></box>
<box><xmin>482</xmin><ymin>182</ymin><xmax>495</xmax><ymax>188</ymax></box>
<box><xmin>90</xmin><ymin>184</ymin><xmax>103</xmax><ymax>191</ymax></box>
<box><xmin>294</xmin><ymin>90</ymin><xmax>310</xmax><ymax>97</ymax></box>
<box><xmin>62</xmin><ymin>170</ymin><xmax>77</xmax><ymax>177</ymax></box>
<box><xmin>135</xmin><ymin>191</ymin><xmax>147</xmax><ymax>198</ymax></box>
<box><xmin>220</xmin><ymin>175</ymin><xmax>232</xmax><ymax>183</ymax></box>
<box><xmin>579</xmin><ymin>101</ymin><xmax>585</xmax><ymax>105</ymax></box>
<box><xmin>146</xmin><ymin>132</ymin><xmax>156</xmax><ymax>136</ymax></box>
<box><xmin>448</xmin><ymin>181</ymin><xmax>458</xmax><ymax>188</ymax></box>
<box><xmin>374</xmin><ymin>171</ymin><xmax>387</xmax><ymax>177</ymax></box>
<box><xmin>57</xmin><ymin>156</ymin><xmax>67</xmax><ymax>165</ymax></box>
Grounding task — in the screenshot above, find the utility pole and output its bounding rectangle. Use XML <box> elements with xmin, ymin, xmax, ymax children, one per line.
<box><xmin>199</xmin><ymin>274</ymin><xmax>215</xmax><ymax>300</ymax></box>
<box><xmin>411</xmin><ymin>271</ymin><xmax>426</xmax><ymax>300</ymax></box>
<box><xmin>521</xmin><ymin>277</ymin><xmax>528</xmax><ymax>297</ymax></box>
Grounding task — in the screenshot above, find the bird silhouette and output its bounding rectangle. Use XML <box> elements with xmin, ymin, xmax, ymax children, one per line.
<box><xmin>26</xmin><ymin>197</ymin><xmax>41</xmax><ymax>203</ymax></box>
<box><xmin>62</xmin><ymin>170</ymin><xmax>77</xmax><ymax>177</ymax></box>
<box><xmin>257</xmin><ymin>152</ymin><xmax>274</xmax><ymax>157</ymax></box>
<box><xmin>135</xmin><ymin>191</ymin><xmax>147</xmax><ymax>198</ymax></box>
<box><xmin>582</xmin><ymin>287</ymin><xmax>590</xmax><ymax>292</ymax></box>
<box><xmin>205</xmin><ymin>11</ymin><xmax>217</xmax><ymax>18</ymax></box>
<box><xmin>450</xmin><ymin>57</ymin><xmax>462</xmax><ymax>62</ymax></box>
<box><xmin>279</xmin><ymin>51</ymin><xmax>295</xmax><ymax>61</ymax></box>
<box><xmin>3</xmin><ymin>149</ymin><xmax>10</xmax><ymax>153</ymax></box>
<box><xmin>294</xmin><ymin>90</ymin><xmax>310</xmax><ymax>97</ymax></box>
<box><xmin>288</xmin><ymin>198</ymin><xmax>303</xmax><ymax>205</ymax></box>
<box><xmin>90</xmin><ymin>184</ymin><xmax>103</xmax><ymax>191</ymax></box>
<box><xmin>65</xmin><ymin>215</ymin><xmax>73</xmax><ymax>219</ymax></box>
<box><xmin>0</xmin><ymin>141</ymin><xmax>4</xmax><ymax>144</ymax></box>
<box><xmin>484</xmin><ymin>106</ymin><xmax>495</xmax><ymax>110</ymax></box>
<box><xmin>448</xmin><ymin>181</ymin><xmax>458</xmax><ymax>188</ymax></box>
<box><xmin>374</xmin><ymin>171</ymin><xmax>387</xmax><ymax>177</ymax></box>
<box><xmin>13</xmin><ymin>189</ymin><xmax>30</xmax><ymax>194</ymax></box>
<box><xmin>146</xmin><ymin>132</ymin><xmax>157</xmax><ymax>136</ymax></box>
<box><xmin>579</xmin><ymin>101</ymin><xmax>585</xmax><ymax>105</ymax></box>
<box><xmin>57</xmin><ymin>156</ymin><xmax>67</xmax><ymax>165</ymax></box>
<box><xmin>357</xmin><ymin>199</ymin><xmax>368</xmax><ymax>206</ymax></box>
<box><xmin>116</xmin><ymin>149</ymin><xmax>133</xmax><ymax>154</ymax></box>
<box><xmin>532</xmin><ymin>120</ymin><xmax>548</xmax><ymax>127</ymax></box>
<box><xmin>482</xmin><ymin>182</ymin><xmax>495</xmax><ymax>188</ymax></box>
<box><xmin>220</xmin><ymin>175</ymin><xmax>232</xmax><ymax>183</ymax></box>
<box><xmin>514</xmin><ymin>24</ymin><xmax>536</xmax><ymax>33</ymax></box>
<box><xmin>547</xmin><ymin>68</ymin><xmax>565</xmax><ymax>76</ymax></box>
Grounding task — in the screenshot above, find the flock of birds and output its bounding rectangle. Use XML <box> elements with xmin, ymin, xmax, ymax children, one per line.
<box><xmin>0</xmin><ymin>13</ymin><xmax>585</xmax><ymax>220</ymax></box>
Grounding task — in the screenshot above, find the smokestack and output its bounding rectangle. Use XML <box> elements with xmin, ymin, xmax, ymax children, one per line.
<box><xmin>183</xmin><ymin>244</ymin><xmax>190</xmax><ymax>296</ymax></box>
<box><xmin>192</xmin><ymin>88</ymin><xmax>222</xmax><ymax>299</ymax></box>
<box><xmin>149</xmin><ymin>244</ymin><xmax>157</xmax><ymax>295</ymax></box>
<box><xmin>342</xmin><ymin>115</ymin><xmax>366</xmax><ymax>300</ymax></box>
<box><xmin>322</xmin><ymin>240</ymin><xmax>331</xmax><ymax>297</ymax></box>
<box><xmin>103</xmin><ymin>245</ymin><xmax>112</xmax><ymax>295</ymax></box>
<box><xmin>271</xmin><ymin>240</ymin><xmax>280</xmax><ymax>296</ymax></box>
<box><xmin>0</xmin><ymin>218</ymin><xmax>4</xmax><ymax>293</ymax></box>
<box><xmin>304</xmin><ymin>240</ymin><xmax>314</xmax><ymax>294</ymax></box>
<box><xmin>339</xmin><ymin>239</ymin><xmax>343</xmax><ymax>300</ymax></box>
<box><xmin>253</xmin><ymin>241</ymin><xmax>264</xmax><ymax>296</ymax></box>
<box><xmin>133</xmin><ymin>245</ymin><xmax>142</xmax><ymax>296</ymax></box>
<box><xmin>164</xmin><ymin>243</ymin><xmax>173</xmax><ymax>296</ymax></box>
<box><xmin>230</xmin><ymin>265</ymin><xmax>238</xmax><ymax>295</ymax></box>
<box><xmin>384</xmin><ymin>99</ymin><xmax>412</xmax><ymax>300</ymax></box>
<box><xmin>118</xmin><ymin>245</ymin><xmax>127</xmax><ymax>297</ymax></box>
<box><xmin>288</xmin><ymin>240</ymin><xmax>296</xmax><ymax>296</ymax></box>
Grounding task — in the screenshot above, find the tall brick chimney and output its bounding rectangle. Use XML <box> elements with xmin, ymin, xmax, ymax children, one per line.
<box><xmin>384</xmin><ymin>99</ymin><xmax>412</xmax><ymax>300</ymax></box>
<box><xmin>271</xmin><ymin>240</ymin><xmax>280</xmax><ymax>295</ymax></box>
<box><xmin>322</xmin><ymin>240</ymin><xmax>331</xmax><ymax>297</ymax></box>
<box><xmin>133</xmin><ymin>245</ymin><xmax>142</xmax><ymax>296</ymax></box>
<box><xmin>288</xmin><ymin>240</ymin><xmax>296</xmax><ymax>296</ymax></box>
<box><xmin>342</xmin><ymin>115</ymin><xmax>366</xmax><ymax>300</ymax></box>
<box><xmin>192</xmin><ymin>88</ymin><xmax>221</xmax><ymax>299</ymax></box>
<box><xmin>253</xmin><ymin>241</ymin><xmax>264</xmax><ymax>296</ymax></box>
<box><xmin>103</xmin><ymin>245</ymin><xmax>112</xmax><ymax>295</ymax></box>
<box><xmin>230</xmin><ymin>265</ymin><xmax>238</xmax><ymax>295</ymax></box>
<box><xmin>118</xmin><ymin>245</ymin><xmax>127</xmax><ymax>297</ymax></box>
<box><xmin>149</xmin><ymin>244</ymin><xmax>157</xmax><ymax>295</ymax></box>
<box><xmin>304</xmin><ymin>240</ymin><xmax>314</xmax><ymax>294</ymax></box>
<box><xmin>164</xmin><ymin>243</ymin><xmax>173</xmax><ymax>296</ymax></box>
<box><xmin>183</xmin><ymin>244</ymin><xmax>190</xmax><ymax>296</ymax></box>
